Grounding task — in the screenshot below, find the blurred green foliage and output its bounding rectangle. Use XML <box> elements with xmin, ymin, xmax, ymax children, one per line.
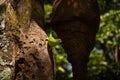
<box><xmin>88</xmin><ymin>50</ymin><xmax>120</xmax><ymax>80</ymax></box>
<box><xmin>97</xmin><ymin>10</ymin><xmax>120</xmax><ymax>47</ymax></box>
<box><xmin>45</xmin><ymin>4</ymin><xmax>72</xmax><ymax>79</ymax></box>
<box><xmin>47</xmin><ymin>29</ymin><xmax>72</xmax><ymax>80</ymax></box>
<box><xmin>44</xmin><ymin>1</ymin><xmax>120</xmax><ymax>80</ymax></box>
<box><xmin>44</xmin><ymin>4</ymin><xmax>52</xmax><ymax>23</ymax></box>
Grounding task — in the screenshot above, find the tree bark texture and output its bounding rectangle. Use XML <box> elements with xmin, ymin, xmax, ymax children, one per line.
<box><xmin>51</xmin><ymin>0</ymin><xmax>100</xmax><ymax>80</ymax></box>
<box><xmin>0</xmin><ymin>0</ymin><xmax>100</xmax><ymax>80</ymax></box>
<box><xmin>0</xmin><ymin>0</ymin><xmax>53</xmax><ymax>80</ymax></box>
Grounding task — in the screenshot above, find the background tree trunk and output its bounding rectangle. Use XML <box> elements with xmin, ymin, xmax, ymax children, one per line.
<box><xmin>0</xmin><ymin>0</ymin><xmax>53</xmax><ymax>80</ymax></box>
<box><xmin>51</xmin><ymin>0</ymin><xmax>100</xmax><ymax>80</ymax></box>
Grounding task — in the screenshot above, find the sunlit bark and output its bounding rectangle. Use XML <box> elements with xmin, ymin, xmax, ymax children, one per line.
<box><xmin>0</xmin><ymin>0</ymin><xmax>53</xmax><ymax>80</ymax></box>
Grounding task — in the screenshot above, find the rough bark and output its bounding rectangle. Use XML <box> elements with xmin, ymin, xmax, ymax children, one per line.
<box><xmin>0</xmin><ymin>0</ymin><xmax>53</xmax><ymax>80</ymax></box>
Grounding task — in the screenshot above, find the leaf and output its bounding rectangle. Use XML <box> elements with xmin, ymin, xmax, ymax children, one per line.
<box><xmin>48</xmin><ymin>33</ymin><xmax>61</xmax><ymax>47</ymax></box>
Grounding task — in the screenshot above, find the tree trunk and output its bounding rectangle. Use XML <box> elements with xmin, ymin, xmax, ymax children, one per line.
<box><xmin>51</xmin><ymin>0</ymin><xmax>100</xmax><ymax>80</ymax></box>
<box><xmin>0</xmin><ymin>0</ymin><xmax>53</xmax><ymax>80</ymax></box>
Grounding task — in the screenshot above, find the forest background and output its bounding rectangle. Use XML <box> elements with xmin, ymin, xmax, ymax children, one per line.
<box><xmin>0</xmin><ymin>0</ymin><xmax>120</xmax><ymax>80</ymax></box>
<box><xmin>44</xmin><ymin>0</ymin><xmax>120</xmax><ymax>80</ymax></box>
